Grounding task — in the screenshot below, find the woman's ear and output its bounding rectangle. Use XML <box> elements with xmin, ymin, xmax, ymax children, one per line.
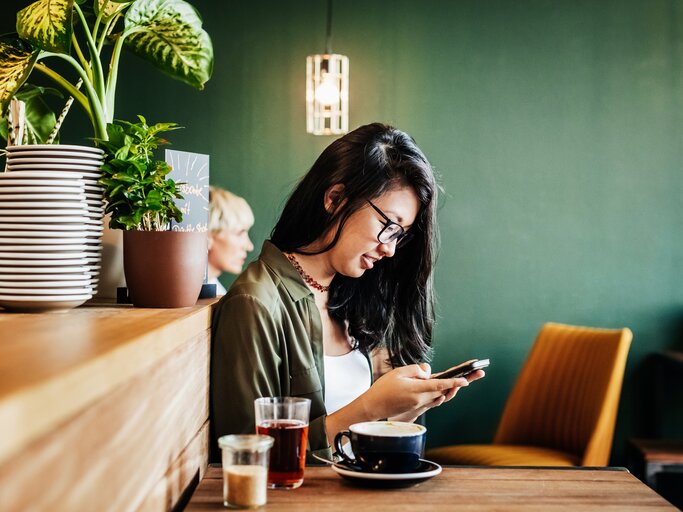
<box><xmin>324</xmin><ymin>184</ymin><xmax>346</xmax><ymax>214</ymax></box>
<box><xmin>207</xmin><ymin>233</ymin><xmax>215</xmax><ymax>251</ymax></box>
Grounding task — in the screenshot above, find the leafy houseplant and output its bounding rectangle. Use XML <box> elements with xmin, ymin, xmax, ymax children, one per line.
<box><xmin>97</xmin><ymin>115</ymin><xmax>183</xmax><ymax>230</ymax></box>
<box><xmin>0</xmin><ymin>0</ymin><xmax>213</xmax><ymax>143</ymax></box>
<box><xmin>0</xmin><ymin>83</ymin><xmax>62</xmax><ymax>144</ymax></box>
<box><xmin>96</xmin><ymin>116</ymin><xmax>208</xmax><ymax>308</ymax></box>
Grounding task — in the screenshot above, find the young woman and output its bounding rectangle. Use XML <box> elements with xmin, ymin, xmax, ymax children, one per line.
<box><xmin>210</xmin><ymin>123</ymin><xmax>484</xmax><ymax>460</ymax></box>
<box><xmin>207</xmin><ymin>186</ymin><xmax>255</xmax><ymax>294</ymax></box>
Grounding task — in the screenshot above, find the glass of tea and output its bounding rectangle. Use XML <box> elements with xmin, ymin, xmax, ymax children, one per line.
<box><xmin>254</xmin><ymin>397</ymin><xmax>311</xmax><ymax>489</ymax></box>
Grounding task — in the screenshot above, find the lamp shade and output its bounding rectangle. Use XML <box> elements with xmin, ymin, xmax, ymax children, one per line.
<box><xmin>306</xmin><ymin>54</ymin><xmax>349</xmax><ymax>135</ymax></box>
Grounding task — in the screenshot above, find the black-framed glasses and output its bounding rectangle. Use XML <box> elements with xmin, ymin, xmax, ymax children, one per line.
<box><xmin>367</xmin><ymin>200</ymin><xmax>414</xmax><ymax>247</ymax></box>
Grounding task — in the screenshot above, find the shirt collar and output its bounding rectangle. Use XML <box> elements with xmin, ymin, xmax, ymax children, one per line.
<box><xmin>259</xmin><ymin>240</ymin><xmax>313</xmax><ymax>302</ymax></box>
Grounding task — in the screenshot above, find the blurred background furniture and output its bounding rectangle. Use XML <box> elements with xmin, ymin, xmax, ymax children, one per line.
<box><xmin>628</xmin><ymin>439</ymin><xmax>683</xmax><ymax>488</ymax></box>
<box><xmin>427</xmin><ymin>323</ymin><xmax>632</xmax><ymax>466</ymax></box>
<box><xmin>626</xmin><ymin>351</ymin><xmax>683</xmax><ymax>509</ymax></box>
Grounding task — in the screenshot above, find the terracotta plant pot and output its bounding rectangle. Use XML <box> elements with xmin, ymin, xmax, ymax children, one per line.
<box><xmin>123</xmin><ymin>230</ymin><xmax>207</xmax><ymax>308</ymax></box>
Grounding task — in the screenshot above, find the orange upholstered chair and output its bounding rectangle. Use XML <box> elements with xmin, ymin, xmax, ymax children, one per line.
<box><xmin>427</xmin><ymin>323</ymin><xmax>632</xmax><ymax>466</ymax></box>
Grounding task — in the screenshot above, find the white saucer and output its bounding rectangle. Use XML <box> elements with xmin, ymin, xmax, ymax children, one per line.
<box><xmin>0</xmin><ymin>272</ymin><xmax>92</xmax><ymax>287</ymax></box>
<box><xmin>0</xmin><ymin>286</ymin><xmax>92</xmax><ymax>295</ymax></box>
<box><xmin>8</xmin><ymin>163</ymin><xmax>102</xmax><ymax>172</ymax></box>
<box><xmin>0</xmin><ymin>278</ymin><xmax>91</xmax><ymax>286</ymax></box>
<box><xmin>0</xmin><ymin>243</ymin><xmax>91</xmax><ymax>251</ymax></box>
<box><xmin>0</xmin><ymin>211</ymin><xmax>92</xmax><ymax>219</ymax></box>
<box><xmin>0</xmin><ymin>186</ymin><xmax>84</xmax><ymax>194</ymax></box>
<box><xmin>0</xmin><ymin>223</ymin><xmax>103</xmax><ymax>231</ymax></box>
<box><xmin>0</xmin><ymin>253</ymin><xmax>89</xmax><ymax>260</ymax></box>
<box><xmin>0</xmin><ymin>231</ymin><xmax>95</xmax><ymax>238</ymax></box>
<box><xmin>0</xmin><ymin>294</ymin><xmax>91</xmax><ymax>311</ymax></box>
<box><xmin>0</xmin><ymin>208</ymin><xmax>101</xmax><ymax>216</ymax></box>
<box><xmin>7</xmin><ymin>157</ymin><xmax>103</xmax><ymax>166</ymax></box>
<box><xmin>6</xmin><ymin>151</ymin><xmax>103</xmax><ymax>161</ymax></box>
<box><xmin>330</xmin><ymin>459</ymin><xmax>442</xmax><ymax>486</ymax></box>
<box><xmin>0</xmin><ymin>238</ymin><xmax>93</xmax><ymax>246</ymax></box>
<box><xmin>0</xmin><ymin>194</ymin><xmax>87</xmax><ymax>201</ymax></box>
<box><xmin>7</xmin><ymin>144</ymin><xmax>103</xmax><ymax>154</ymax></box>
<box><xmin>0</xmin><ymin>171</ymin><xmax>85</xmax><ymax>180</ymax></box>
<box><xmin>0</xmin><ymin>201</ymin><xmax>88</xmax><ymax>208</ymax></box>
<box><xmin>0</xmin><ymin>216</ymin><xmax>102</xmax><ymax>224</ymax></box>
<box><xmin>0</xmin><ymin>265</ymin><xmax>89</xmax><ymax>273</ymax></box>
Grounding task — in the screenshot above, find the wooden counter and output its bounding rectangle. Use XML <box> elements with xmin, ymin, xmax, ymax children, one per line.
<box><xmin>0</xmin><ymin>299</ymin><xmax>219</xmax><ymax>511</ymax></box>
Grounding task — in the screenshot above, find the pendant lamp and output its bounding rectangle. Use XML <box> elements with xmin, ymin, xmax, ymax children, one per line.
<box><xmin>306</xmin><ymin>0</ymin><xmax>349</xmax><ymax>135</ymax></box>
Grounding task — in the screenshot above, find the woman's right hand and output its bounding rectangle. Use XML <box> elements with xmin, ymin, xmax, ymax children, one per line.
<box><xmin>358</xmin><ymin>363</ymin><xmax>470</xmax><ymax>421</ymax></box>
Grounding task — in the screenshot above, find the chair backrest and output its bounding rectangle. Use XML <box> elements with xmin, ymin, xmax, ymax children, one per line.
<box><xmin>493</xmin><ymin>322</ymin><xmax>632</xmax><ymax>465</ymax></box>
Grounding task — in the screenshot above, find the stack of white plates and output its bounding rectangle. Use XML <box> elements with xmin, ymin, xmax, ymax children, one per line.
<box><xmin>0</xmin><ymin>145</ymin><xmax>105</xmax><ymax>311</ymax></box>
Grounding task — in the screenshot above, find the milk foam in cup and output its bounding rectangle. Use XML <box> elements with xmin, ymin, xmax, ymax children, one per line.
<box><xmin>351</xmin><ymin>421</ymin><xmax>425</xmax><ymax>436</ymax></box>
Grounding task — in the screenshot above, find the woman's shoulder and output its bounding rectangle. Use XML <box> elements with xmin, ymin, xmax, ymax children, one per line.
<box><xmin>219</xmin><ymin>240</ymin><xmax>308</xmax><ymax>315</ymax></box>
<box><xmin>225</xmin><ymin>258</ymin><xmax>282</xmax><ymax>309</ymax></box>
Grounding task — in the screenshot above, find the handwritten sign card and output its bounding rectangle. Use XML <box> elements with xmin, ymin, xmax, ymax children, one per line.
<box><xmin>165</xmin><ymin>149</ymin><xmax>210</xmax><ymax>232</ymax></box>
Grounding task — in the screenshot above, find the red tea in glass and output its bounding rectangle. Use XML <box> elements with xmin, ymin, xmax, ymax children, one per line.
<box><xmin>256</xmin><ymin>419</ymin><xmax>309</xmax><ymax>488</ymax></box>
<box><xmin>254</xmin><ymin>397</ymin><xmax>311</xmax><ymax>489</ymax></box>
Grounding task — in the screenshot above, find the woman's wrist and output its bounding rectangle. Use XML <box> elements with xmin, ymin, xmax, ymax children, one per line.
<box><xmin>325</xmin><ymin>393</ymin><xmax>379</xmax><ymax>446</ymax></box>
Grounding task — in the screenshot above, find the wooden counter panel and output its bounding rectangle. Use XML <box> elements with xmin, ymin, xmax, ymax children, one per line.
<box><xmin>0</xmin><ymin>300</ymin><xmax>216</xmax><ymax>464</ymax></box>
<box><xmin>0</xmin><ymin>329</ymin><xmax>210</xmax><ymax>512</ymax></box>
<box><xmin>138</xmin><ymin>421</ymin><xmax>210</xmax><ymax>512</ymax></box>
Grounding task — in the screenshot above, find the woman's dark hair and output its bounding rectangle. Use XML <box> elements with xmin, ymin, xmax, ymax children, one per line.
<box><xmin>271</xmin><ymin>123</ymin><xmax>438</xmax><ymax>366</ymax></box>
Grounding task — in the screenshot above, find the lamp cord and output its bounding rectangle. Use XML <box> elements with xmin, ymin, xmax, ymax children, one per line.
<box><xmin>325</xmin><ymin>0</ymin><xmax>333</xmax><ymax>54</ymax></box>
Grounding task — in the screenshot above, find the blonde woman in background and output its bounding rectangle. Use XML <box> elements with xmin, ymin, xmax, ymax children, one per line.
<box><xmin>208</xmin><ymin>186</ymin><xmax>255</xmax><ymax>294</ymax></box>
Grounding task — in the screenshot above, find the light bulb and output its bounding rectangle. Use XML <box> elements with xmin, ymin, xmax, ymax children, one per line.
<box><xmin>315</xmin><ymin>73</ymin><xmax>340</xmax><ymax>105</ymax></box>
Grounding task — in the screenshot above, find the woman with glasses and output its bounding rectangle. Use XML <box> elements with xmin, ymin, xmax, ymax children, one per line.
<box><xmin>211</xmin><ymin>123</ymin><xmax>484</xmax><ymax>460</ymax></box>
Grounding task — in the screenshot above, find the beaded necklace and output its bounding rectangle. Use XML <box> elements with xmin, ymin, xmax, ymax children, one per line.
<box><xmin>286</xmin><ymin>253</ymin><xmax>330</xmax><ymax>293</ymax></box>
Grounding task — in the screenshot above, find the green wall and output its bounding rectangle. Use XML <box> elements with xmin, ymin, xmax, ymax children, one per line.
<box><xmin>4</xmin><ymin>0</ymin><xmax>683</xmax><ymax>462</ymax></box>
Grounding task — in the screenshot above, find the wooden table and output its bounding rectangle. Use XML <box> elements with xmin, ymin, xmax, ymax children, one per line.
<box><xmin>186</xmin><ymin>465</ymin><xmax>676</xmax><ymax>511</ymax></box>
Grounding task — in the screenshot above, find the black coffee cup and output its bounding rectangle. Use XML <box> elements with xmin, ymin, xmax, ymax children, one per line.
<box><xmin>333</xmin><ymin>421</ymin><xmax>426</xmax><ymax>473</ymax></box>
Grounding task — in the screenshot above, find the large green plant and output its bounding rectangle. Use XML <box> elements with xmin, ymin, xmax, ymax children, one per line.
<box><xmin>97</xmin><ymin>115</ymin><xmax>183</xmax><ymax>231</ymax></box>
<box><xmin>0</xmin><ymin>0</ymin><xmax>213</xmax><ymax>142</ymax></box>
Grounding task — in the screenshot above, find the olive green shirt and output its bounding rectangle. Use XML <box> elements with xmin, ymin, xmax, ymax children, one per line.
<box><xmin>210</xmin><ymin>241</ymin><xmax>371</xmax><ymax>461</ymax></box>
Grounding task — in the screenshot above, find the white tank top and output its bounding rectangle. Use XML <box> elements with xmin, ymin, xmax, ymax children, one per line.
<box><xmin>324</xmin><ymin>349</ymin><xmax>372</xmax><ymax>415</ymax></box>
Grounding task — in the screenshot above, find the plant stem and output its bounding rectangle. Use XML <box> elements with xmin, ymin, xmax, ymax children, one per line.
<box><xmin>106</xmin><ymin>27</ymin><xmax>142</xmax><ymax>123</ymax></box>
<box><xmin>73</xmin><ymin>3</ymin><xmax>107</xmax><ymax>119</ymax></box>
<box><xmin>97</xmin><ymin>15</ymin><xmax>116</xmax><ymax>53</ymax></box>
<box><xmin>34</xmin><ymin>63</ymin><xmax>91</xmax><ymax>118</ymax></box>
<box><xmin>71</xmin><ymin>34</ymin><xmax>93</xmax><ymax>83</ymax></box>
<box><xmin>38</xmin><ymin>53</ymin><xmax>107</xmax><ymax>140</ymax></box>
<box><xmin>92</xmin><ymin>0</ymin><xmax>108</xmax><ymax>41</ymax></box>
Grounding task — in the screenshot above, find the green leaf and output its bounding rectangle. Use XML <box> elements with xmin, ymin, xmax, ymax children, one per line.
<box><xmin>112</xmin><ymin>171</ymin><xmax>137</xmax><ymax>183</ymax></box>
<box><xmin>123</xmin><ymin>0</ymin><xmax>213</xmax><ymax>89</ymax></box>
<box><xmin>0</xmin><ymin>35</ymin><xmax>39</xmax><ymax>113</ymax></box>
<box><xmin>95</xmin><ymin>0</ymin><xmax>130</xmax><ymax>19</ymax></box>
<box><xmin>17</xmin><ymin>0</ymin><xmax>74</xmax><ymax>54</ymax></box>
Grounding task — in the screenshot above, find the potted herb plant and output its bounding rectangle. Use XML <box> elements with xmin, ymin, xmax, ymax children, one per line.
<box><xmin>0</xmin><ymin>0</ymin><xmax>213</xmax><ymax>144</ymax></box>
<box><xmin>97</xmin><ymin>115</ymin><xmax>207</xmax><ymax>308</ymax></box>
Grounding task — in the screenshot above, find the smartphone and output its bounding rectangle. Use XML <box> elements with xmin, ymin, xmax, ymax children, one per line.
<box><xmin>433</xmin><ymin>358</ymin><xmax>490</xmax><ymax>379</ymax></box>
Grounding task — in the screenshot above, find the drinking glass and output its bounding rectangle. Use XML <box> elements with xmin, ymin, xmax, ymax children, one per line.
<box><xmin>254</xmin><ymin>397</ymin><xmax>311</xmax><ymax>489</ymax></box>
<box><xmin>218</xmin><ymin>434</ymin><xmax>274</xmax><ymax>508</ymax></box>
